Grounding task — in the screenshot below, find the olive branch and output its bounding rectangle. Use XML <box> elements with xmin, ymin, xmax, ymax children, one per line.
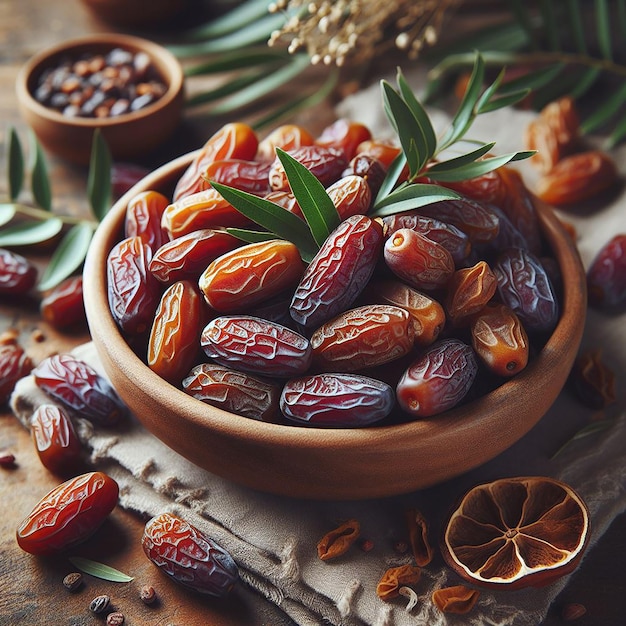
<box><xmin>1</xmin><ymin>128</ymin><xmax>112</xmax><ymax>291</ymax></box>
<box><xmin>213</xmin><ymin>53</ymin><xmax>535</xmax><ymax>261</ymax></box>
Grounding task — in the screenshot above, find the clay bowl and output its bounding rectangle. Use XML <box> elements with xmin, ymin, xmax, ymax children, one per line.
<box><xmin>16</xmin><ymin>34</ymin><xmax>184</xmax><ymax>165</ymax></box>
<box><xmin>83</xmin><ymin>153</ymin><xmax>587</xmax><ymax>500</ymax></box>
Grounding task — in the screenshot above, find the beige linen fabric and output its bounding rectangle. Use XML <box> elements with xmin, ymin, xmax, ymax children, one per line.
<box><xmin>11</xmin><ymin>76</ymin><xmax>626</xmax><ymax>625</ymax></box>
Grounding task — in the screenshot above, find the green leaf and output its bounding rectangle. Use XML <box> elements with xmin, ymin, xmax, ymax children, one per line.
<box><xmin>381</xmin><ymin>81</ymin><xmax>426</xmax><ymax>177</ymax></box>
<box><xmin>225</xmin><ymin>227</ymin><xmax>276</xmax><ymax>244</ymax></box>
<box><xmin>179</xmin><ymin>0</ymin><xmax>276</xmax><ymax>41</ymax></box>
<box><xmin>7</xmin><ymin>127</ymin><xmax>24</xmax><ymax>201</ymax></box>
<box><xmin>87</xmin><ymin>130</ymin><xmax>112</xmax><ymax>222</ymax></box>
<box><xmin>550</xmin><ymin>418</ymin><xmax>616</xmax><ymax>459</ymax></box>
<box><xmin>567</xmin><ymin>0</ymin><xmax>587</xmax><ymax>53</ymax></box>
<box><xmin>30</xmin><ymin>134</ymin><xmax>52</xmax><ymax>212</ymax></box>
<box><xmin>37</xmin><ymin>223</ymin><xmax>94</xmax><ymax>291</ymax></box>
<box><xmin>68</xmin><ymin>556</ymin><xmax>134</xmax><ymax>583</ymax></box>
<box><xmin>184</xmin><ymin>47</ymin><xmax>290</xmax><ymax>76</ymax></box>
<box><xmin>606</xmin><ymin>111</ymin><xmax>626</xmax><ymax>148</ymax></box>
<box><xmin>251</xmin><ymin>68</ymin><xmax>339</xmax><ymax>130</ymax></box>
<box><xmin>426</xmin><ymin>152</ymin><xmax>535</xmax><ymax>183</ymax></box>
<box><xmin>186</xmin><ymin>70</ymin><xmax>274</xmax><ymax>107</ymax></box>
<box><xmin>0</xmin><ymin>218</ymin><xmax>63</xmax><ymax>247</ymax></box>
<box><xmin>371</xmin><ymin>184</ymin><xmax>460</xmax><ymax>217</ymax></box>
<box><xmin>569</xmin><ymin>66</ymin><xmax>601</xmax><ymax>100</ymax></box>
<box><xmin>539</xmin><ymin>0</ymin><xmax>559</xmax><ymax>50</ymax></box>
<box><xmin>210</xmin><ymin>182</ymin><xmax>318</xmax><ymax>262</ymax></box>
<box><xmin>496</xmin><ymin>64</ymin><xmax>564</xmax><ymax>94</ymax></box>
<box><xmin>427</xmin><ymin>142</ymin><xmax>495</xmax><ymax>172</ymax></box>
<box><xmin>595</xmin><ymin>0</ymin><xmax>612</xmax><ymax>60</ymax></box>
<box><xmin>477</xmin><ymin>89</ymin><xmax>531</xmax><ymax>114</ymax></box>
<box><xmin>438</xmin><ymin>52</ymin><xmax>485</xmax><ymax>151</ymax></box>
<box><xmin>275</xmin><ymin>148</ymin><xmax>339</xmax><ymax>247</ymax></box>
<box><xmin>397</xmin><ymin>69</ymin><xmax>437</xmax><ymax>159</ymax></box>
<box><xmin>375</xmin><ymin>152</ymin><xmax>407</xmax><ymax>206</ymax></box>
<box><xmin>169</xmin><ymin>12</ymin><xmax>287</xmax><ymax>58</ymax></box>
<box><xmin>580</xmin><ymin>81</ymin><xmax>626</xmax><ymax>134</ymax></box>
<box><xmin>210</xmin><ymin>55</ymin><xmax>311</xmax><ymax>115</ymax></box>
<box><xmin>0</xmin><ymin>203</ymin><xmax>17</xmax><ymax>227</ymax></box>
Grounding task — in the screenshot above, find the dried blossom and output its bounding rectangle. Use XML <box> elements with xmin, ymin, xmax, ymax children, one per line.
<box><xmin>268</xmin><ymin>0</ymin><xmax>461</xmax><ymax>66</ymax></box>
<box><xmin>317</xmin><ymin>519</ymin><xmax>360</xmax><ymax>560</ymax></box>
<box><xmin>376</xmin><ymin>564</ymin><xmax>421</xmax><ymax>600</ymax></box>
<box><xmin>432</xmin><ymin>585</ymin><xmax>480</xmax><ymax>614</ymax></box>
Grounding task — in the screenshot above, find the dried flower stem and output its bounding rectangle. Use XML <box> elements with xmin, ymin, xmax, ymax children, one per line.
<box><xmin>268</xmin><ymin>0</ymin><xmax>461</xmax><ymax>66</ymax></box>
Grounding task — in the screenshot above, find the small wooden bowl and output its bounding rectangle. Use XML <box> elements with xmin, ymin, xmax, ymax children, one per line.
<box><xmin>16</xmin><ymin>34</ymin><xmax>184</xmax><ymax>165</ymax></box>
<box><xmin>83</xmin><ymin>154</ymin><xmax>587</xmax><ymax>500</ymax></box>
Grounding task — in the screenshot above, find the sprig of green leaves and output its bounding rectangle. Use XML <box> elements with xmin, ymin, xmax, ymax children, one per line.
<box><xmin>210</xmin><ymin>53</ymin><xmax>534</xmax><ymax>260</ymax></box>
<box><xmin>2</xmin><ymin>127</ymin><xmax>113</xmax><ymax>291</ymax></box>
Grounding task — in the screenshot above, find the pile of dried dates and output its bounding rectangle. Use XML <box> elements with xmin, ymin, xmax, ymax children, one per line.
<box><xmin>106</xmin><ymin>119</ymin><xmax>561</xmax><ymax>427</ymax></box>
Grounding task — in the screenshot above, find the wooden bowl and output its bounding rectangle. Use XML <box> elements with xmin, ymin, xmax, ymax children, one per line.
<box><xmin>83</xmin><ymin>153</ymin><xmax>587</xmax><ymax>500</ymax></box>
<box><xmin>16</xmin><ymin>34</ymin><xmax>184</xmax><ymax>165</ymax></box>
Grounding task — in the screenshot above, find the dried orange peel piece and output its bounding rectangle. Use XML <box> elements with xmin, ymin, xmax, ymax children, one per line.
<box><xmin>441</xmin><ymin>476</ymin><xmax>590</xmax><ymax>590</ymax></box>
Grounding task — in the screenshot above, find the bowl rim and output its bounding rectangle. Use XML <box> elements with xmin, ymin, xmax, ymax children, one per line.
<box><xmin>83</xmin><ymin>152</ymin><xmax>587</xmax><ymax>497</ymax></box>
<box><xmin>15</xmin><ymin>33</ymin><xmax>184</xmax><ymax>128</ymax></box>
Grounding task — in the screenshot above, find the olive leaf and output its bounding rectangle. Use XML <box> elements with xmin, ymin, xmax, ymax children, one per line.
<box><xmin>37</xmin><ymin>222</ymin><xmax>94</xmax><ymax>291</ymax></box>
<box><xmin>7</xmin><ymin>127</ymin><xmax>24</xmax><ymax>202</ymax></box>
<box><xmin>30</xmin><ymin>132</ymin><xmax>52</xmax><ymax>212</ymax></box>
<box><xmin>550</xmin><ymin>418</ymin><xmax>617</xmax><ymax>460</ymax></box>
<box><xmin>87</xmin><ymin>129</ymin><xmax>112</xmax><ymax>222</ymax></box>
<box><xmin>426</xmin><ymin>151</ymin><xmax>535</xmax><ymax>183</ymax></box>
<box><xmin>370</xmin><ymin>184</ymin><xmax>460</xmax><ymax>217</ymax></box>
<box><xmin>275</xmin><ymin>147</ymin><xmax>340</xmax><ymax>247</ymax></box>
<box><xmin>0</xmin><ymin>203</ymin><xmax>17</xmax><ymax>228</ymax></box>
<box><xmin>211</xmin><ymin>181</ymin><xmax>319</xmax><ymax>262</ymax></box>
<box><xmin>0</xmin><ymin>218</ymin><xmax>63</xmax><ymax>247</ymax></box>
<box><xmin>184</xmin><ymin>47</ymin><xmax>291</xmax><ymax>76</ymax></box>
<box><xmin>68</xmin><ymin>556</ymin><xmax>134</xmax><ymax>583</ymax></box>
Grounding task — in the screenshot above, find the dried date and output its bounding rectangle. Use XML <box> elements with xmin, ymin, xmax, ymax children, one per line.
<box><xmin>280</xmin><ymin>373</ymin><xmax>395</xmax><ymax>426</ymax></box>
<box><xmin>310</xmin><ymin>304</ymin><xmax>415</xmax><ymax>372</ymax></box>
<box><xmin>173</xmin><ymin>122</ymin><xmax>258</xmax><ymax>201</ymax></box>
<box><xmin>149</xmin><ymin>228</ymin><xmax>241</xmax><ymax>284</ymax></box>
<box><xmin>432</xmin><ymin>585</ymin><xmax>480</xmax><ymax>614</ymax></box>
<box><xmin>33</xmin><ymin>353</ymin><xmax>126</xmax><ymax>426</ymax></box>
<box><xmin>269</xmin><ymin>145</ymin><xmax>347</xmax><ymax>190</ymax></box>
<box><xmin>0</xmin><ymin>248</ymin><xmax>37</xmax><ymax>294</ymax></box>
<box><xmin>384</xmin><ymin>228</ymin><xmax>455</xmax><ymax>291</ymax></box>
<box><xmin>317</xmin><ymin>519</ymin><xmax>361</xmax><ymax>561</ymax></box>
<box><xmin>316</xmin><ymin>118</ymin><xmax>372</xmax><ymax>160</ymax></box>
<box><xmin>124</xmin><ymin>190</ymin><xmax>169</xmax><ymax>252</ymax></box>
<box><xmin>0</xmin><ymin>333</ymin><xmax>33</xmax><ymax>404</ymax></box>
<box><xmin>289</xmin><ymin>215</ymin><xmax>383</xmax><ymax>328</ymax></box>
<box><xmin>201</xmin><ymin>315</ymin><xmax>312</xmax><ymax>377</ymax></box>
<box><xmin>396</xmin><ymin>338</ymin><xmax>478</xmax><ymax>418</ymax></box>
<box><xmin>202</xmin><ymin>159</ymin><xmax>271</xmax><ymax>194</ymax></box>
<box><xmin>445</xmin><ymin>261</ymin><xmax>497</xmax><ymax>326</ymax></box>
<box><xmin>586</xmin><ymin>234</ymin><xmax>626</xmax><ymax>310</ymax></box>
<box><xmin>182</xmin><ymin>363</ymin><xmax>280</xmax><ymax>422</ymax></box>
<box><xmin>107</xmin><ymin>236</ymin><xmax>162</xmax><ymax>335</ymax></box>
<box><xmin>16</xmin><ymin>471</ymin><xmax>119</xmax><ymax>555</ymax></box>
<box><xmin>325</xmin><ymin>174</ymin><xmax>372</xmax><ymax>220</ymax></box>
<box><xmin>142</xmin><ymin>512</ymin><xmax>238</xmax><ymax>597</ymax></box>
<box><xmin>199</xmin><ymin>239</ymin><xmax>304</xmax><ymax>312</ymax></box>
<box><xmin>147</xmin><ymin>280</ymin><xmax>204</xmax><ymax>384</ymax></box>
<box><xmin>257</xmin><ymin>123</ymin><xmax>314</xmax><ymax>161</ymax></box>
<box><xmin>493</xmin><ymin>247</ymin><xmax>559</xmax><ymax>334</ymax></box>
<box><xmin>40</xmin><ymin>276</ymin><xmax>86</xmax><ymax>330</ymax></box>
<box><xmin>30</xmin><ymin>404</ymin><xmax>82</xmax><ymax>474</ymax></box>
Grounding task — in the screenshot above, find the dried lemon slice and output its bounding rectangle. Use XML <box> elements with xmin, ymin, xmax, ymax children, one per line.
<box><xmin>441</xmin><ymin>476</ymin><xmax>590</xmax><ymax>590</ymax></box>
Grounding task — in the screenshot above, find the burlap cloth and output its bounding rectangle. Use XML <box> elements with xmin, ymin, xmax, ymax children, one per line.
<box><xmin>11</xmin><ymin>76</ymin><xmax>626</xmax><ymax>625</ymax></box>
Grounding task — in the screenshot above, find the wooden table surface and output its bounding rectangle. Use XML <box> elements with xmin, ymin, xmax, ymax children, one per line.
<box><xmin>1</xmin><ymin>2</ymin><xmax>624</xmax><ymax>625</ymax></box>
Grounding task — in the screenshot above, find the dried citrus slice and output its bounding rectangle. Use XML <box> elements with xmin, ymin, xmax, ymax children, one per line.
<box><xmin>441</xmin><ymin>476</ymin><xmax>590</xmax><ymax>590</ymax></box>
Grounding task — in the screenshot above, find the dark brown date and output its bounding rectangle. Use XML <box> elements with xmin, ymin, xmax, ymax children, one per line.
<box><xmin>586</xmin><ymin>234</ymin><xmax>626</xmax><ymax>310</ymax></box>
<box><xmin>124</xmin><ymin>190</ymin><xmax>169</xmax><ymax>252</ymax></box>
<box><xmin>280</xmin><ymin>373</ymin><xmax>395</xmax><ymax>426</ymax></box>
<box><xmin>493</xmin><ymin>247</ymin><xmax>559</xmax><ymax>333</ymax></box>
<box><xmin>290</xmin><ymin>215</ymin><xmax>383</xmax><ymax>328</ymax></box>
<box><xmin>0</xmin><ymin>248</ymin><xmax>37</xmax><ymax>294</ymax></box>
<box><xmin>149</xmin><ymin>229</ymin><xmax>241</xmax><ymax>284</ymax></box>
<box><xmin>107</xmin><ymin>236</ymin><xmax>162</xmax><ymax>335</ymax></box>
<box><xmin>30</xmin><ymin>404</ymin><xmax>82</xmax><ymax>474</ymax></box>
<box><xmin>32</xmin><ymin>353</ymin><xmax>126</xmax><ymax>426</ymax></box>
<box><xmin>40</xmin><ymin>276</ymin><xmax>86</xmax><ymax>330</ymax></box>
<box><xmin>0</xmin><ymin>333</ymin><xmax>33</xmax><ymax>404</ymax></box>
<box><xmin>396</xmin><ymin>338</ymin><xmax>478</xmax><ymax>417</ymax></box>
<box><xmin>182</xmin><ymin>363</ymin><xmax>280</xmax><ymax>422</ymax></box>
<box><xmin>269</xmin><ymin>145</ymin><xmax>347</xmax><ymax>191</ymax></box>
<box><xmin>201</xmin><ymin>315</ymin><xmax>312</xmax><ymax>377</ymax></box>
